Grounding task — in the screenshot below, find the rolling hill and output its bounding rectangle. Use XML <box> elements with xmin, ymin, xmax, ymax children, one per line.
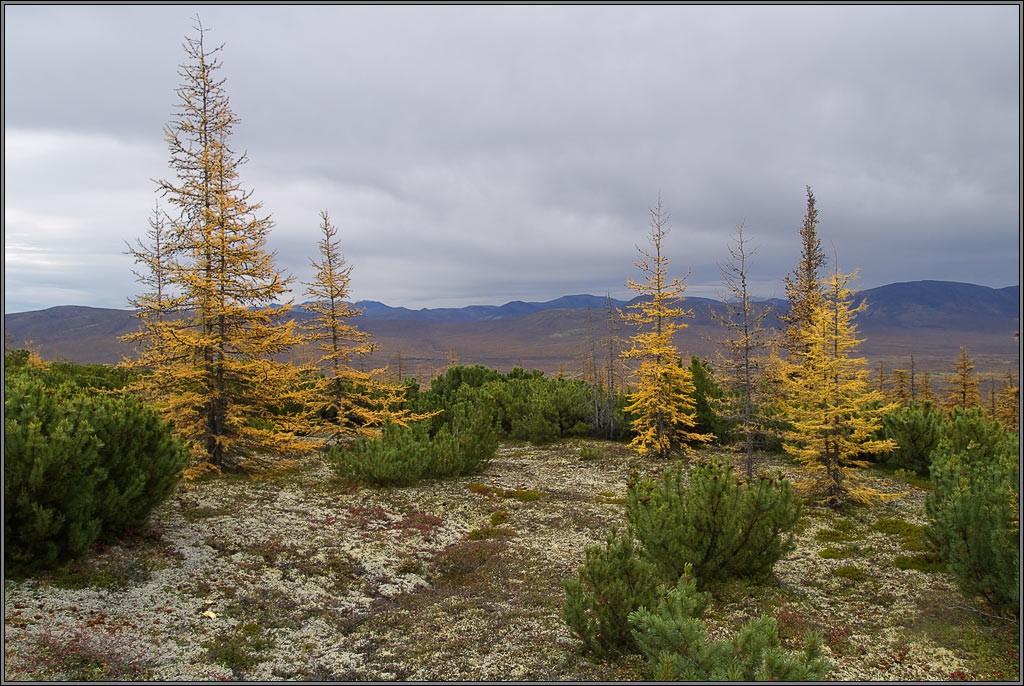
<box><xmin>4</xmin><ymin>281</ymin><xmax>1019</xmax><ymax>379</ymax></box>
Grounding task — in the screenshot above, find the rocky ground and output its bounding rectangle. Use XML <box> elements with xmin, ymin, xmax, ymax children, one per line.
<box><xmin>3</xmin><ymin>441</ymin><xmax>1019</xmax><ymax>681</ymax></box>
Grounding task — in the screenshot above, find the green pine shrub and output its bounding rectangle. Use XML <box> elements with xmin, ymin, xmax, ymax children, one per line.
<box><xmin>4</xmin><ymin>371</ymin><xmax>187</xmax><ymax>575</ymax></box>
<box><xmin>85</xmin><ymin>393</ymin><xmax>191</xmax><ymax>534</ymax></box>
<box><xmin>880</xmin><ymin>401</ymin><xmax>942</xmax><ymax>475</ymax></box>
<box><xmin>626</xmin><ymin>458</ymin><xmax>801</xmax><ymax>586</ymax></box>
<box><xmin>328</xmin><ymin>421</ymin><xmax>443</xmax><ymax>486</ymax></box>
<box><xmin>509</xmin><ymin>388</ymin><xmax>562</xmax><ymax>444</ymax></box>
<box><xmin>562</xmin><ymin>528</ymin><xmax>661</xmax><ymax>658</ymax></box>
<box><xmin>629</xmin><ymin>567</ymin><xmax>829</xmax><ymax>681</ymax></box>
<box><xmin>925</xmin><ymin>413</ymin><xmax>1019</xmax><ymax>611</ymax></box>
<box><xmin>687</xmin><ymin>356</ymin><xmax>734</xmax><ymax>445</ymax></box>
<box><xmin>4</xmin><ymin>350</ymin><xmax>139</xmax><ymax>392</ymax></box>
<box><xmin>444</xmin><ymin>398</ymin><xmax>499</xmax><ymax>475</ymax></box>
<box><xmin>327</xmin><ymin>399</ymin><xmax>497</xmax><ymax>487</ymax></box>
<box><xmin>937</xmin><ymin>406</ymin><xmax>1010</xmax><ymax>457</ymax></box>
<box><xmin>416</xmin><ymin>365</ymin><xmax>614</xmax><ymax>446</ymax></box>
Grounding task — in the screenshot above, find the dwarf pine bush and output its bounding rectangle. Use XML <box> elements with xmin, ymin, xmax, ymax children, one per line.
<box><xmin>328</xmin><ymin>421</ymin><xmax>441</xmax><ymax>487</ymax></box>
<box><xmin>629</xmin><ymin>566</ymin><xmax>829</xmax><ymax>681</ymax></box>
<box><xmin>626</xmin><ymin>458</ymin><xmax>801</xmax><ymax>586</ymax></box>
<box><xmin>4</xmin><ymin>371</ymin><xmax>187</xmax><ymax>575</ymax></box>
<box><xmin>416</xmin><ymin>366</ymin><xmax>604</xmax><ymax>446</ymax></box>
<box><xmin>328</xmin><ymin>400</ymin><xmax>498</xmax><ymax>487</ymax></box>
<box><xmin>926</xmin><ymin>413</ymin><xmax>1019</xmax><ymax>611</ymax></box>
<box><xmin>881</xmin><ymin>401</ymin><xmax>942</xmax><ymax>475</ymax></box>
<box><xmin>562</xmin><ymin>528</ymin><xmax>661</xmax><ymax>658</ymax></box>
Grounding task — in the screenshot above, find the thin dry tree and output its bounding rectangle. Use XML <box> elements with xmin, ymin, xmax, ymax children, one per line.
<box><xmin>711</xmin><ymin>221</ymin><xmax>776</xmax><ymax>478</ymax></box>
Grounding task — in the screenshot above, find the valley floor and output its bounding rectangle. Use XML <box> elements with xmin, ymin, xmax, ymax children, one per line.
<box><xmin>3</xmin><ymin>442</ymin><xmax>1019</xmax><ymax>681</ymax></box>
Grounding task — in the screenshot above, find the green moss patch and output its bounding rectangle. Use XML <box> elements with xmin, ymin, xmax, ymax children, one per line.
<box><xmin>814</xmin><ymin>520</ymin><xmax>863</xmax><ymax>543</ymax></box>
<box><xmin>892</xmin><ymin>552</ymin><xmax>946</xmax><ymax>573</ymax></box>
<box><xmin>832</xmin><ymin>565</ymin><xmax>869</xmax><ymax>581</ymax></box>
<box><xmin>872</xmin><ymin>518</ymin><xmax>928</xmax><ymax>551</ymax></box>
<box><xmin>466</xmin><ymin>483</ymin><xmax>545</xmax><ymax>501</ymax></box>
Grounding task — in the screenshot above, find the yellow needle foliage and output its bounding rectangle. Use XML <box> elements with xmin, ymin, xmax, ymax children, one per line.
<box><xmin>124</xmin><ymin>19</ymin><xmax>314</xmax><ymax>474</ymax></box>
<box><xmin>944</xmin><ymin>346</ymin><xmax>982</xmax><ymax>412</ymax></box>
<box><xmin>303</xmin><ymin>211</ymin><xmax>428</xmax><ymax>437</ymax></box>
<box><xmin>779</xmin><ymin>268</ymin><xmax>898</xmax><ymax>506</ymax></box>
<box><xmin>622</xmin><ymin>198</ymin><xmax>711</xmax><ymax>459</ymax></box>
<box><xmin>994</xmin><ymin>372</ymin><xmax>1019</xmax><ymax>431</ymax></box>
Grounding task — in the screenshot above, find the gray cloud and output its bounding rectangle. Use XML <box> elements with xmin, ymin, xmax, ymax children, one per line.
<box><xmin>3</xmin><ymin>5</ymin><xmax>1019</xmax><ymax>314</ymax></box>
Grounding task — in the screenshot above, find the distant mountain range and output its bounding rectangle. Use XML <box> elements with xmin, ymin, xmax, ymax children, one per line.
<box><xmin>4</xmin><ymin>280</ymin><xmax>1019</xmax><ymax>376</ymax></box>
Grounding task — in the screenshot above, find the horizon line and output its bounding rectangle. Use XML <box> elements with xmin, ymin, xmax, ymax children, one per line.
<box><xmin>4</xmin><ymin>279</ymin><xmax>1019</xmax><ymax>317</ymax></box>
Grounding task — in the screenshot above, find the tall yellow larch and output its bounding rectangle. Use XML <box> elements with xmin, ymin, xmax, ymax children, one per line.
<box><xmin>944</xmin><ymin>346</ymin><xmax>982</xmax><ymax>411</ymax></box>
<box><xmin>126</xmin><ymin>18</ymin><xmax>311</xmax><ymax>472</ymax></box>
<box><xmin>303</xmin><ymin>211</ymin><xmax>430</xmax><ymax>437</ymax></box>
<box><xmin>302</xmin><ymin>210</ymin><xmax>377</xmax><ymax>437</ymax></box>
<box><xmin>621</xmin><ymin>196</ymin><xmax>711</xmax><ymax>459</ymax></box>
<box><xmin>779</xmin><ymin>267</ymin><xmax>897</xmax><ymax>507</ymax></box>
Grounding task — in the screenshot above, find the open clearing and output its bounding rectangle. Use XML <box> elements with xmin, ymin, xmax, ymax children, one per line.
<box><xmin>4</xmin><ymin>441</ymin><xmax>1019</xmax><ymax>681</ymax></box>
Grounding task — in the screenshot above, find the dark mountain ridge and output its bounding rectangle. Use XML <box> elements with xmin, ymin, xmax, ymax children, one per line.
<box><xmin>4</xmin><ymin>281</ymin><xmax>1018</xmax><ymax>374</ymax></box>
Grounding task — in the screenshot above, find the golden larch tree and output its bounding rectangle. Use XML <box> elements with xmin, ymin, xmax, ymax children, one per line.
<box><xmin>621</xmin><ymin>196</ymin><xmax>711</xmax><ymax>458</ymax></box>
<box><xmin>779</xmin><ymin>267</ymin><xmax>897</xmax><ymax>507</ymax></box>
<box><xmin>123</xmin><ymin>200</ymin><xmax>186</xmax><ymax>404</ymax></box>
<box><xmin>127</xmin><ymin>18</ymin><xmax>312</xmax><ymax>472</ymax></box>
<box><xmin>302</xmin><ymin>210</ymin><xmax>378</xmax><ymax>437</ymax></box>
<box><xmin>944</xmin><ymin>346</ymin><xmax>982</xmax><ymax>411</ymax></box>
<box><xmin>995</xmin><ymin>372</ymin><xmax>1019</xmax><ymax>431</ymax></box>
<box><xmin>303</xmin><ymin>210</ymin><xmax>429</xmax><ymax>437</ymax></box>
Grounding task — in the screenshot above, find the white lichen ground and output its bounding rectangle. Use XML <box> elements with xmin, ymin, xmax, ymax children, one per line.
<box><xmin>3</xmin><ymin>442</ymin><xmax>1018</xmax><ymax>681</ymax></box>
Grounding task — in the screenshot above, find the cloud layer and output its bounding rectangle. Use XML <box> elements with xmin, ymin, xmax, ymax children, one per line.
<box><xmin>4</xmin><ymin>5</ymin><xmax>1019</xmax><ymax>313</ymax></box>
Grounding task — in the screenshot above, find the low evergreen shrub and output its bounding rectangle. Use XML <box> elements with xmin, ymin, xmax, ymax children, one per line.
<box><xmin>327</xmin><ymin>400</ymin><xmax>497</xmax><ymax>487</ymax></box>
<box><xmin>444</xmin><ymin>398</ymin><xmax>499</xmax><ymax>475</ymax></box>
<box><xmin>4</xmin><ymin>350</ymin><xmax>138</xmax><ymax>391</ymax></box>
<box><xmin>328</xmin><ymin>421</ymin><xmax>440</xmax><ymax>487</ymax></box>
<box><xmin>880</xmin><ymin>401</ymin><xmax>942</xmax><ymax>475</ymax></box>
<box><xmin>926</xmin><ymin>415</ymin><xmax>1019</xmax><ymax>611</ymax></box>
<box><xmin>687</xmin><ymin>356</ymin><xmax>734</xmax><ymax>445</ymax></box>
<box><xmin>415</xmin><ymin>365</ymin><xmax>619</xmax><ymax>446</ymax></box>
<box><xmin>626</xmin><ymin>458</ymin><xmax>801</xmax><ymax>586</ymax></box>
<box><xmin>937</xmin><ymin>406</ymin><xmax>1010</xmax><ymax>457</ymax></box>
<box><xmin>629</xmin><ymin>567</ymin><xmax>829</xmax><ymax>681</ymax></box>
<box><xmin>4</xmin><ymin>371</ymin><xmax>186</xmax><ymax>575</ymax></box>
<box><xmin>562</xmin><ymin>528</ymin><xmax>660</xmax><ymax>658</ymax></box>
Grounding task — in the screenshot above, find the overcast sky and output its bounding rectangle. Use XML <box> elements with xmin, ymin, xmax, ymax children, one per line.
<box><xmin>4</xmin><ymin>4</ymin><xmax>1020</xmax><ymax>313</ymax></box>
